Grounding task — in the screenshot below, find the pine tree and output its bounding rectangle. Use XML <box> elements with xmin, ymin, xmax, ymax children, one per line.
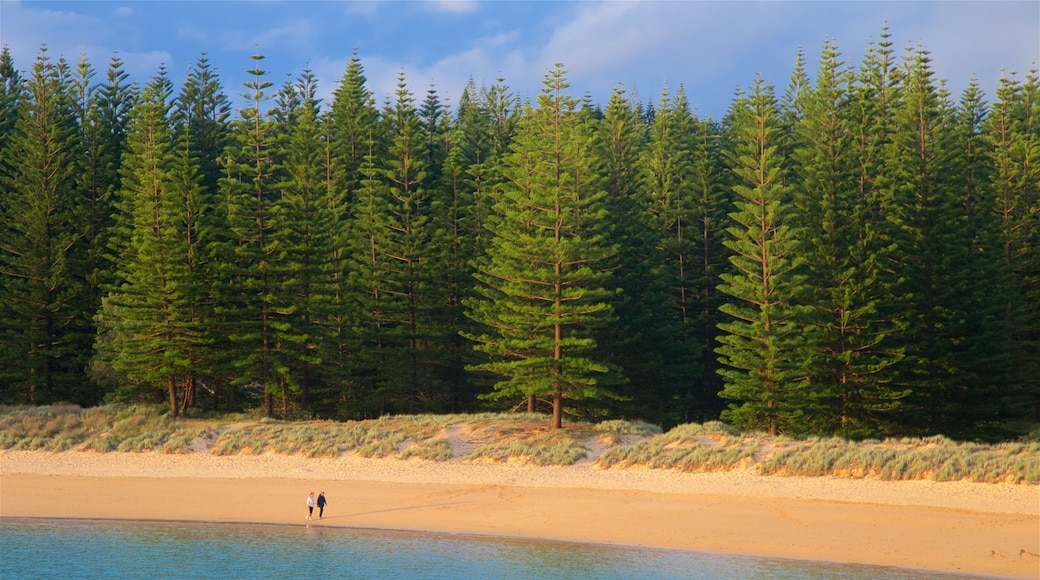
<box><xmin>346</xmin><ymin>128</ymin><xmax>389</xmax><ymax>415</ymax></box>
<box><xmin>640</xmin><ymin>84</ymin><xmax>700</xmax><ymax>414</ymax></box>
<box><xmin>271</xmin><ymin>70</ymin><xmax>337</xmax><ymax>414</ymax></box>
<box><xmin>329</xmin><ymin>51</ymin><xmax>379</xmax><ymax>209</ymax></box>
<box><xmin>596</xmin><ymin>85</ymin><xmax>657</xmax><ymax>421</ymax></box>
<box><xmin>0</xmin><ymin>46</ymin><xmax>23</xmax><ymax>159</ymax></box>
<box><xmin>788</xmin><ymin>40</ymin><xmax>907</xmax><ymax>437</ymax></box>
<box><xmin>363</xmin><ymin>70</ymin><xmax>438</xmax><ymax>412</ymax></box>
<box><xmin>96</xmin><ymin>70</ymin><xmax>202</xmax><ymax>416</ymax></box>
<box><xmin>442</xmin><ymin>77</ymin><xmax>519</xmax><ymax>410</ymax></box>
<box><xmin>716</xmin><ymin>78</ymin><xmax>814</xmax><ymax>435</ymax></box>
<box><xmin>324</xmin><ymin>53</ymin><xmax>383</xmax><ymax>416</ymax></box>
<box><xmin>173</xmin><ymin>53</ymin><xmax>232</xmax><ymax>195</ymax></box>
<box><xmin>878</xmin><ymin>47</ymin><xmax>1017</xmax><ymax>438</ymax></box>
<box><xmin>73</xmin><ymin>54</ymin><xmax>136</xmax><ymax>404</ymax></box>
<box><xmin>0</xmin><ymin>49</ymin><xmax>90</xmax><ymax>404</ymax></box>
<box><xmin>984</xmin><ymin>70</ymin><xmax>1040</xmax><ymax>422</ymax></box>
<box><xmin>945</xmin><ymin>78</ymin><xmax>1026</xmax><ymax>437</ymax></box>
<box><xmin>686</xmin><ymin>111</ymin><xmax>730</xmax><ymax>423</ymax></box>
<box><xmin>220</xmin><ymin>53</ymin><xmax>287</xmax><ymax>417</ymax></box>
<box><xmin>464</xmin><ymin>65</ymin><xmax>621</xmax><ymax>429</ymax></box>
<box><xmin>171</xmin><ymin>53</ymin><xmax>233</xmax><ymax>411</ymax></box>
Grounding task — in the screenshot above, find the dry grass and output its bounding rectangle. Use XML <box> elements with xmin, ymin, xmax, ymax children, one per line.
<box><xmin>0</xmin><ymin>404</ymin><xmax>217</xmax><ymax>454</ymax></box>
<box><xmin>757</xmin><ymin>434</ymin><xmax>1040</xmax><ymax>484</ymax></box>
<box><xmin>598</xmin><ymin>421</ymin><xmax>761</xmax><ymax>472</ymax></box>
<box><xmin>1</xmin><ymin>405</ymin><xmax>1036</xmax><ymax>483</ymax></box>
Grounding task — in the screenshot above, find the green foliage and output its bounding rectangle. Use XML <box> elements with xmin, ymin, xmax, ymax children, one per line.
<box><xmin>716</xmin><ymin>78</ymin><xmax>815</xmax><ymax>435</ymax></box>
<box><xmin>464</xmin><ymin>64</ymin><xmax>622</xmax><ymax>428</ymax></box>
<box><xmin>1</xmin><ymin>34</ymin><xmax>1037</xmax><ymax>440</ymax></box>
<box><xmin>0</xmin><ymin>49</ymin><xmax>93</xmax><ymax>404</ymax></box>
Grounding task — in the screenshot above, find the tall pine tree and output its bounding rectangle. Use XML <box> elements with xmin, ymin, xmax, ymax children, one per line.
<box><xmin>716</xmin><ymin>78</ymin><xmax>814</xmax><ymax>435</ymax></box>
<box><xmin>464</xmin><ymin>65</ymin><xmax>621</xmax><ymax>428</ymax></box>
<box><xmin>0</xmin><ymin>49</ymin><xmax>90</xmax><ymax>404</ymax></box>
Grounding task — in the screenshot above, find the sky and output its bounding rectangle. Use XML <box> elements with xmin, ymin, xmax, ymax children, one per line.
<box><xmin>1</xmin><ymin>1</ymin><xmax>1037</xmax><ymax>120</ymax></box>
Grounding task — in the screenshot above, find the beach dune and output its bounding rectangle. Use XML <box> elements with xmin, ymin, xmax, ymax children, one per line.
<box><xmin>1</xmin><ymin>450</ymin><xmax>1037</xmax><ymax>579</ymax></box>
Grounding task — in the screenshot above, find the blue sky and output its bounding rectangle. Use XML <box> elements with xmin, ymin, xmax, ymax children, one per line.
<box><xmin>1</xmin><ymin>1</ymin><xmax>1037</xmax><ymax>119</ymax></box>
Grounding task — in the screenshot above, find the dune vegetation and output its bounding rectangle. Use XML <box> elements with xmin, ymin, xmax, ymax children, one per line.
<box><xmin>1</xmin><ymin>405</ymin><xmax>1037</xmax><ymax>485</ymax></box>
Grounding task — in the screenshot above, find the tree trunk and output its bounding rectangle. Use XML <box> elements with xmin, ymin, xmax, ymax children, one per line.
<box><xmin>281</xmin><ymin>378</ymin><xmax>289</xmax><ymax>418</ymax></box>
<box><xmin>527</xmin><ymin>394</ymin><xmax>536</xmax><ymax>413</ymax></box>
<box><xmin>551</xmin><ymin>392</ymin><xmax>563</xmax><ymax>429</ymax></box>
<box><xmin>168</xmin><ymin>376</ymin><xmax>178</xmax><ymax>418</ymax></box>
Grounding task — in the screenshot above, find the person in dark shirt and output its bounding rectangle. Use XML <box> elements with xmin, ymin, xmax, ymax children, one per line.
<box><xmin>316</xmin><ymin>491</ymin><xmax>328</xmax><ymax>519</ymax></box>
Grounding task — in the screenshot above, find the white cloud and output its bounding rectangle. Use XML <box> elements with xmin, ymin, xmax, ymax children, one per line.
<box><xmin>345</xmin><ymin>0</ymin><xmax>382</xmax><ymax>17</ymax></box>
<box><xmin>900</xmin><ymin>2</ymin><xmax>1039</xmax><ymax>97</ymax></box>
<box><xmin>113</xmin><ymin>6</ymin><xmax>134</xmax><ymax>18</ymax></box>
<box><xmin>222</xmin><ymin>18</ymin><xmax>318</xmax><ymax>55</ymax></box>
<box><xmin>117</xmin><ymin>49</ymin><xmax>176</xmax><ymax>81</ymax></box>
<box><xmin>425</xmin><ymin>0</ymin><xmax>479</xmax><ymax>15</ymax></box>
<box><xmin>177</xmin><ymin>23</ymin><xmax>209</xmax><ymax>44</ymax></box>
<box><xmin>0</xmin><ymin>1</ymin><xmax>109</xmax><ymax>70</ymax></box>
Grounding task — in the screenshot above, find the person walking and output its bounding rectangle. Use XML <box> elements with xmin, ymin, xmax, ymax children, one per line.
<box><xmin>306</xmin><ymin>492</ymin><xmax>315</xmax><ymax>521</ymax></box>
<box><xmin>316</xmin><ymin>492</ymin><xmax>327</xmax><ymax>519</ymax></box>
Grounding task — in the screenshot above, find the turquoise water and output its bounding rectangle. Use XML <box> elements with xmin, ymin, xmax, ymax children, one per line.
<box><xmin>0</xmin><ymin>518</ymin><xmax>979</xmax><ymax>579</ymax></box>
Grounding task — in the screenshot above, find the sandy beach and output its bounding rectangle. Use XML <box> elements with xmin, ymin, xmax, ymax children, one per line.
<box><xmin>1</xmin><ymin>449</ymin><xmax>1037</xmax><ymax>578</ymax></box>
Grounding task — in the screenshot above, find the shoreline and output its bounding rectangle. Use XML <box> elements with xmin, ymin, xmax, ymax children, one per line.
<box><xmin>1</xmin><ymin>450</ymin><xmax>1038</xmax><ymax>578</ymax></box>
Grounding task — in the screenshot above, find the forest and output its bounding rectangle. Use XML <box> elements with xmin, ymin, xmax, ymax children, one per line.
<box><xmin>0</xmin><ymin>29</ymin><xmax>1037</xmax><ymax>441</ymax></box>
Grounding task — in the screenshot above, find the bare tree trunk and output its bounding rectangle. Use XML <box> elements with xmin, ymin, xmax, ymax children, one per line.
<box><xmin>168</xmin><ymin>376</ymin><xmax>178</xmax><ymax>418</ymax></box>
<box><xmin>281</xmin><ymin>378</ymin><xmax>289</xmax><ymax>418</ymax></box>
<box><xmin>551</xmin><ymin>392</ymin><xmax>563</xmax><ymax>429</ymax></box>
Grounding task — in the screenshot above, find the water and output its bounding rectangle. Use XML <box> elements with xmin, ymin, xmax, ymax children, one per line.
<box><xmin>0</xmin><ymin>518</ymin><xmax>979</xmax><ymax>579</ymax></box>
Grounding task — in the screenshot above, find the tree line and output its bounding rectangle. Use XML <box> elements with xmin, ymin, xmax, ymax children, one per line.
<box><xmin>1</xmin><ymin>29</ymin><xmax>1037</xmax><ymax>440</ymax></box>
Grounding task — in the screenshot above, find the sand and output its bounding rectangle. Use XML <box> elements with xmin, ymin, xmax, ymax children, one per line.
<box><xmin>1</xmin><ymin>449</ymin><xmax>1038</xmax><ymax>578</ymax></box>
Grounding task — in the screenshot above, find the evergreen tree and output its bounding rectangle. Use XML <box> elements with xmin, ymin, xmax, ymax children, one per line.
<box><xmin>638</xmin><ymin>84</ymin><xmax>728</xmax><ymax>423</ymax></box>
<box><xmin>686</xmin><ymin>112</ymin><xmax>730</xmax><ymax>423</ymax></box>
<box><xmin>878</xmin><ymin>47</ymin><xmax>1016</xmax><ymax>438</ymax></box>
<box><xmin>984</xmin><ymin>70</ymin><xmax>1040</xmax><ymax>421</ymax></box>
<box><xmin>346</xmin><ymin>126</ymin><xmax>390</xmax><ymax>416</ymax></box>
<box><xmin>271</xmin><ymin>70</ymin><xmax>338</xmax><ymax>414</ymax></box>
<box><xmin>170</xmin><ymin>53</ymin><xmax>233</xmax><ymax>411</ymax></box>
<box><xmin>443</xmin><ymin>77</ymin><xmax>519</xmax><ymax>410</ymax></box>
<box><xmin>324</xmin><ymin>54</ymin><xmax>383</xmax><ymax>416</ymax></box>
<box><xmin>946</xmin><ymin>78</ymin><xmax>1025</xmax><ymax>436</ymax></box>
<box><xmin>329</xmin><ymin>51</ymin><xmax>379</xmax><ymax>209</ymax></box>
<box><xmin>173</xmin><ymin>53</ymin><xmax>232</xmax><ymax>195</ymax></box>
<box><xmin>74</xmin><ymin>54</ymin><xmax>136</xmax><ymax>404</ymax></box>
<box><xmin>220</xmin><ymin>53</ymin><xmax>288</xmax><ymax>417</ymax></box>
<box><xmin>788</xmin><ymin>40</ymin><xmax>907</xmax><ymax>437</ymax></box>
<box><xmin>597</xmin><ymin>85</ymin><xmax>666</xmax><ymax>422</ymax></box>
<box><xmin>96</xmin><ymin>70</ymin><xmax>203</xmax><ymax>416</ymax></box>
<box><xmin>464</xmin><ymin>65</ymin><xmax>621</xmax><ymax>429</ymax></box>
<box><xmin>359</xmin><ymin>70</ymin><xmax>439</xmax><ymax>412</ymax></box>
<box><xmin>0</xmin><ymin>46</ymin><xmax>23</xmax><ymax>159</ymax></box>
<box><xmin>0</xmin><ymin>49</ymin><xmax>90</xmax><ymax>404</ymax></box>
<box><xmin>716</xmin><ymin>78</ymin><xmax>814</xmax><ymax>435</ymax></box>
<box><xmin>640</xmin><ymin>84</ymin><xmax>698</xmax><ymax>413</ymax></box>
